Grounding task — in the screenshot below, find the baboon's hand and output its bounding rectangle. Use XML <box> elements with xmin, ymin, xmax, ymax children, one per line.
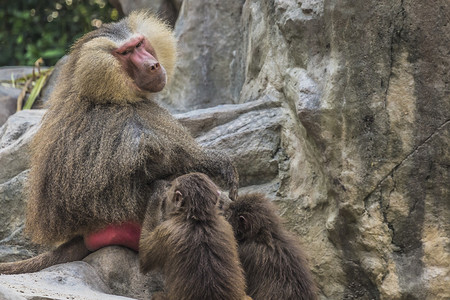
<box><xmin>218</xmin><ymin>191</ymin><xmax>232</xmax><ymax>215</ymax></box>
<box><xmin>200</xmin><ymin>150</ymin><xmax>239</xmax><ymax>201</ymax></box>
<box><xmin>213</xmin><ymin>155</ymin><xmax>238</xmax><ymax>201</ymax></box>
<box><xmin>217</xmin><ymin>151</ymin><xmax>239</xmax><ymax>201</ymax></box>
<box><xmin>227</xmin><ymin>171</ymin><xmax>239</xmax><ymax>201</ymax></box>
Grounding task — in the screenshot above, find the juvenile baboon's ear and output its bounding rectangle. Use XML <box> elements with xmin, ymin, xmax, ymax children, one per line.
<box><xmin>239</xmin><ymin>215</ymin><xmax>249</xmax><ymax>231</ymax></box>
<box><xmin>174</xmin><ymin>190</ymin><xmax>184</xmax><ymax>208</ymax></box>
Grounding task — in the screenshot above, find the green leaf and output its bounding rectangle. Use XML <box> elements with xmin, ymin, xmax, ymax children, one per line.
<box><xmin>42</xmin><ymin>48</ymin><xmax>65</xmax><ymax>58</ymax></box>
<box><xmin>23</xmin><ymin>72</ymin><xmax>48</xmax><ymax>110</ymax></box>
<box><xmin>16</xmin><ymin>34</ymin><xmax>23</xmax><ymax>44</ymax></box>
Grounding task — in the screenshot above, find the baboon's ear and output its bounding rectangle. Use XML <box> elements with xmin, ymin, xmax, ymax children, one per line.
<box><xmin>239</xmin><ymin>215</ymin><xmax>248</xmax><ymax>230</ymax></box>
<box><xmin>174</xmin><ymin>190</ymin><xmax>184</xmax><ymax>208</ymax></box>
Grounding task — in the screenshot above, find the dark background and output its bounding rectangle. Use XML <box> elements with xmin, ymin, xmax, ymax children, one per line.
<box><xmin>0</xmin><ymin>0</ymin><xmax>120</xmax><ymax>66</ymax></box>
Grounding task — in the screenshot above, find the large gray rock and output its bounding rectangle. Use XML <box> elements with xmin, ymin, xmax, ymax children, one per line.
<box><xmin>0</xmin><ymin>110</ymin><xmax>46</xmax><ymax>263</ymax></box>
<box><xmin>0</xmin><ymin>67</ymin><xmax>48</xmax><ymax>82</ymax></box>
<box><xmin>0</xmin><ymin>286</ymin><xmax>26</xmax><ymax>300</ymax></box>
<box><xmin>178</xmin><ymin>96</ymin><xmax>285</xmax><ymax>187</ymax></box>
<box><xmin>0</xmin><ymin>87</ymin><xmax>20</xmax><ymax>127</ymax></box>
<box><xmin>114</xmin><ymin>0</ymin><xmax>180</xmax><ymax>27</ymax></box>
<box><xmin>0</xmin><ymin>110</ymin><xmax>44</xmax><ymax>185</ymax></box>
<box><xmin>0</xmin><ymin>170</ymin><xmax>38</xmax><ymax>262</ymax></box>
<box><xmin>38</xmin><ymin>55</ymin><xmax>68</xmax><ymax>107</ymax></box>
<box><xmin>0</xmin><ymin>258</ymin><xmax>137</xmax><ymax>300</ymax></box>
<box><xmin>159</xmin><ymin>0</ymin><xmax>246</xmax><ymax>111</ymax></box>
<box><xmin>0</xmin><ymin>246</ymin><xmax>163</xmax><ymax>300</ymax></box>
<box><xmin>83</xmin><ymin>246</ymin><xmax>164</xmax><ymax>299</ymax></box>
<box><xmin>236</xmin><ymin>0</ymin><xmax>450</xmax><ymax>299</ymax></box>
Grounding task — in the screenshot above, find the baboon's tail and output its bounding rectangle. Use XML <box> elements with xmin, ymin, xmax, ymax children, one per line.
<box><xmin>0</xmin><ymin>236</ymin><xmax>90</xmax><ymax>275</ymax></box>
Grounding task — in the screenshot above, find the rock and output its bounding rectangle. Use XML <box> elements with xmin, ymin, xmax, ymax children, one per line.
<box><xmin>0</xmin><ymin>285</ymin><xmax>26</xmax><ymax>300</ymax></box>
<box><xmin>0</xmin><ymin>110</ymin><xmax>44</xmax><ymax>185</ymax></box>
<box><xmin>0</xmin><ymin>67</ymin><xmax>47</xmax><ymax>82</ymax></box>
<box><xmin>0</xmin><ymin>247</ymin><xmax>162</xmax><ymax>300</ymax></box>
<box><xmin>0</xmin><ymin>259</ymin><xmax>137</xmax><ymax>300</ymax></box>
<box><xmin>38</xmin><ymin>55</ymin><xmax>68</xmax><ymax>107</ymax></box>
<box><xmin>0</xmin><ymin>110</ymin><xmax>47</xmax><ymax>262</ymax></box>
<box><xmin>237</xmin><ymin>0</ymin><xmax>450</xmax><ymax>298</ymax></box>
<box><xmin>83</xmin><ymin>247</ymin><xmax>163</xmax><ymax>299</ymax></box>
<box><xmin>159</xmin><ymin>0</ymin><xmax>245</xmax><ymax>111</ymax></box>
<box><xmin>0</xmin><ymin>246</ymin><xmax>162</xmax><ymax>300</ymax></box>
<box><xmin>196</xmin><ymin>103</ymin><xmax>285</xmax><ymax>187</ymax></box>
<box><xmin>0</xmin><ymin>170</ymin><xmax>41</xmax><ymax>263</ymax></box>
<box><xmin>371</xmin><ymin>123</ymin><xmax>450</xmax><ymax>299</ymax></box>
<box><xmin>115</xmin><ymin>0</ymin><xmax>180</xmax><ymax>27</ymax></box>
<box><xmin>177</xmin><ymin>96</ymin><xmax>285</xmax><ymax>187</ymax></box>
<box><xmin>175</xmin><ymin>95</ymin><xmax>281</xmax><ymax>138</ymax></box>
<box><xmin>0</xmin><ymin>87</ymin><xmax>20</xmax><ymax>127</ymax></box>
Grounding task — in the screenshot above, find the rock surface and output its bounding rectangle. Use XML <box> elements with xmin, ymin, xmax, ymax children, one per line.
<box><xmin>115</xmin><ymin>0</ymin><xmax>181</xmax><ymax>28</ymax></box>
<box><xmin>158</xmin><ymin>0</ymin><xmax>246</xmax><ymax>111</ymax></box>
<box><xmin>0</xmin><ymin>250</ymin><xmax>139</xmax><ymax>300</ymax></box>
<box><xmin>0</xmin><ymin>87</ymin><xmax>20</xmax><ymax>127</ymax></box>
<box><xmin>1</xmin><ymin>0</ymin><xmax>449</xmax><ymax>299</ymax></box>
<box><xmin>0</xmin><ymin>67</ymin><xmax>48</xmax><ymax>82</ymax></box>
<box><xmin>0</xmin><ymin>110</ymin><xmax>45</xmax><ymax>264</ymax></box>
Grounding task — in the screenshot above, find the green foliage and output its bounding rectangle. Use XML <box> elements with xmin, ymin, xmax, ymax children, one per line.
<box><xmin>0</xmin><ymin>0</ymin><xmax>120</xmax><ymax>66</ymax></box>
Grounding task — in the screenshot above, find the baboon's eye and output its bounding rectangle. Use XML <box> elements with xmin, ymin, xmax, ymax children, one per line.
<box><xmin>136</xmin><ymin>41</ymin><xmax>142</xmax><ymax>48</ymax></box>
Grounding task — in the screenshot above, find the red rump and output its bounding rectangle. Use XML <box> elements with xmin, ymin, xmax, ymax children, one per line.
<box><xmin>84</xmin><ymin>222</ymin><xmax>142</xmax><ymax>252</ymax></box>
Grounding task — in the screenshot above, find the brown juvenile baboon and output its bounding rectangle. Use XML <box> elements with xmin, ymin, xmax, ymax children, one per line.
<box><xmin>139</xmin><ymin>173</ymin><xmax>250</xmax><ymax>300</ymax></box>
<box><xmin>0</xmin><ymin>11</ymin><xmax>238</xmax><ymax>274</ymax></box>
<box><xmin>140</xmin><ymin>179</ymin><xmax>233</xmax><ymax>236</ymax></box>
<box><xmin>226</xmin><ymin>193</ymin><xmax>317</xmax><ymax>300</ymax></box>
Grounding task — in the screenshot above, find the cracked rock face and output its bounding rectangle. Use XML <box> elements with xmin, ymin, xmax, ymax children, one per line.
<box><xmin>1</xmin><ymin>0</ymin><xmax>449</xmax><ymax>299</ymax></box>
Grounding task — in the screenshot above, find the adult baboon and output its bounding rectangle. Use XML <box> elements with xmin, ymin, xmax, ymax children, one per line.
<box><xmin>0</xmin><ymin>11</ymin><xmax>238</xmax><ymax>274</ymax></box>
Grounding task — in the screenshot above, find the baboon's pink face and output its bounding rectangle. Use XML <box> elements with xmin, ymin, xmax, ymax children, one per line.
<box><xmin>112</xmin><ymin>35</ymin><xmax>167</xmax><ymax>93</ymax></box>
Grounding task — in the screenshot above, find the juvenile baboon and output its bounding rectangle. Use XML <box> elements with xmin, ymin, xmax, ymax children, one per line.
<box><xmin>139</xmin><ymin>173</ymin><xmax>249</xmax><ymax>300</ymax></box>
<box><xmin>0</xmin><ymin>12</ymin><xmax>238</xmax><ymax>274</ymax></box>
<box><xmin>227</xmin><ymin>193</ymin><xmax>317</xmax><ymax>300</ymax></box>
<box><xmin>140</xmin><ymin>179</ymin><xmax>233</xmax><ymax>236</ymax></box>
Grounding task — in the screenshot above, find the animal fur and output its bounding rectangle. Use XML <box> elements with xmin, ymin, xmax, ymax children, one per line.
<box><xmin>25</xmin><ymin>11</ymin><xmax>238</xmax><ymax>246</ymax></box>
<box><xmin>140</xmin><ymin>173</ymin><xmax>248</xmax><ymax>300</ymax></box>
<box><xmin>227</xmin><ymin>193</ymin><xmax>317</xmax><ymax>300</ymax></box>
